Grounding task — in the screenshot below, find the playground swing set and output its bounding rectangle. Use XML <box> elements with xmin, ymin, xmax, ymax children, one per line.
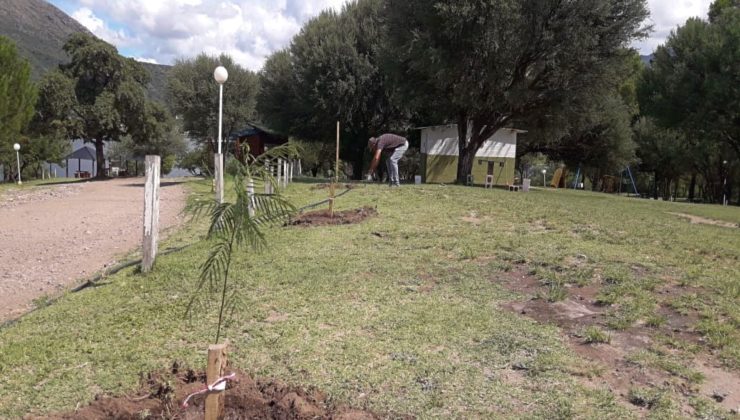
<box><xmin>548</xmin><ymin>166</ymin><xmax>640</xmax><ymax>196</ymax></box>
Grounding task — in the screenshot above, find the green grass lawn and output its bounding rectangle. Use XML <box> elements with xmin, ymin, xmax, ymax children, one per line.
<box><xmin>0</xmin><ymin>180</ymin><xmax>738</xmax><ymax>418</ymax></box>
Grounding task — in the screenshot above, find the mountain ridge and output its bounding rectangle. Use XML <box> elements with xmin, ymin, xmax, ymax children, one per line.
<box><xmin>0</xmin><ymin>0</ymin><xmax>169</xmax><ymax>103</ymax></box>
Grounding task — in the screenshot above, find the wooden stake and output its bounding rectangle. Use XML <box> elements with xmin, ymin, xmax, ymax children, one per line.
<box><xmin>142</xmin><ymin>155</ymin><xmax>161</xmax><ymax>273</ymax></box>
<box><xmin>329</xmin><ymin>122</ymin><xmax>340</xmax><ymax>217</ymax></box>
<box><xmin>205</xmin><ymin>343</ymin><xmax>228</xmax><ymax>420</ymax></box>
<box><xmin>335</xmin><ymin>121</ymin><xmax>340</xmax><ymax>184</ymax></box>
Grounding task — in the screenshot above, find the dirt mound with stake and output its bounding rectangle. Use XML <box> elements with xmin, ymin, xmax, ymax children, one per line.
<box><xmin>37</xmin><ymin>366</ymin><xmax>379</xmax><ymax>420</ymax></box>
<box><xmin>289</xmin><ymin>206</ymin><xmax>377</xmax><ymax>227</ymax></box>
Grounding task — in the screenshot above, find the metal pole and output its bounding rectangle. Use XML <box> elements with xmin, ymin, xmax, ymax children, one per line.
<box><xmin>15</xmin><ymin>150</ymin><xmax>22</xmax><ymax>184</ymax></box>
<box><xmin>626</xmin><ymin>166</ymin><xmax>639</xmax><ymax>196</ymax></box>
<box><xmin>216</xmin><ymin>83</ymin><xmax>224</xmax><ymax>203</ymax></box>
<box><xmin>723</xmin><ymin>176</ymin><xmax>727</xmax><ymax>206</ymax></box>
<box><xmin>218</xmin><ymin>84</ymin><xmax>223</xmax><ymax>155</ymax></box>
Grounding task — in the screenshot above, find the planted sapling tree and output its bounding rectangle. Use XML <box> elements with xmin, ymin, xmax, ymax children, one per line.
<box><xmin>186</xmin><ymin>143</ymin><xmax>299</xmax><ymax>343</ymax></box>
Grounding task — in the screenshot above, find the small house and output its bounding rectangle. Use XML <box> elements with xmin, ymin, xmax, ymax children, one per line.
<box><xmin>231</xmin><ymin>123</ymin><xmax>288</xmax><ymax>158</ymax></box>
<box><xmin>420</xmin><ymin>124</ymin><xmax>524</xmax><ymax>186</ymax></box>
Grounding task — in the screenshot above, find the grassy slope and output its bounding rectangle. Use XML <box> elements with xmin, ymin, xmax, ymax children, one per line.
<box><xmin>0</xmin><ymin>181</ymin><xmax>738</xmax><ymax>418</ymax></box>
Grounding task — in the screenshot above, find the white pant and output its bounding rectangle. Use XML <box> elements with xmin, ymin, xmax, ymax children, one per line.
<box><xmin>385</xmin><ymin>141</ymin><xmax>408</xmax><ymax>186</ymax></box>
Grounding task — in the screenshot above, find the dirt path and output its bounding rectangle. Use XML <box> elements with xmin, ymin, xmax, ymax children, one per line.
<box><xmin>667</xmin><ymin>212</ymin><xmax>739</xmax><ymax>228</ymax></box>
<box><xmin>0</xmin><ymin>178</ymin><xmax>189</xmax><ymax>321</ymax></box>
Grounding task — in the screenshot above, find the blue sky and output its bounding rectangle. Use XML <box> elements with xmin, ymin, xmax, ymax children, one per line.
<box><xmin>48</xmin><ymin>0</ymin><xmax>713</xmax><ymax>70</ymax></box>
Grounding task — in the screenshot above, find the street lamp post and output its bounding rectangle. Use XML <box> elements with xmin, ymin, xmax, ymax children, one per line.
<box><xmin>541</xmin><ymin>169</ymin><xmax>547</xmax><ymax>187</ymax></box>
<box><xmin>13</xmin><ymin>143</ymin><xmax>22</xmax><ymax>185</ymax></box>
<box><xmin>213</xmin><ymin>66</ymin><xmax>228</xmax><ymax>203</ymax></box>
<box><xmin>722</xmin><ymin>160</ymin><xmax>728</xmax><ymax>206</ymax></box>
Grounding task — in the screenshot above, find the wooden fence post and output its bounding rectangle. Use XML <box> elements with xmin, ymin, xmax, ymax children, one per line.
<box><xmin>142</xmin><ymin>155</ymin><xmax>161</xmax><ymax>273</ymax></box>
<box><xmin>277</xmin><ymin>158</ymin><xmax>283</xmax><ymax>188</ymax></box>
<box><xmin>247</xmin><ymin>178</ymin><xmax>255</xmax><ymax>217</ymax></box>
<box><xmin>282</xmin><ymin>160</ymin><xmax>288</xmax><ymax>187</ymax></box>
<box><xmin>215</xmin><ymin>153</ymin><xmax>224</xmax><ymax>203</ymax></box>
<box><xmin>205</xmin><ymin>343</ymin><xmax>228</xmax><ymax>420</ymax></box>
<box><xmin>264</xmin><ymin>160</ymin><xmax>273</xmax><ymax>195</ymax></box>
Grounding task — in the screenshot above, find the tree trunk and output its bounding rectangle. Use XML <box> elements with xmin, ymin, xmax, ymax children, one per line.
<box><xmin>352</xmin><ymin>144</ymin><xmax>365</xmax><ymax>180</ymax></box>
<box><xmin>457</xmin><ymin>147</ymin><xmax>475</xmax><ymax>184</ymax></box>
<box><xmin>688</xmin><ymin>172</ymin><xmax>697</xmax><ymax>202</ymax></box>
<box><xmin>591</xmin><ymin>169</ymin><xmax>601</xmax><ymax>192</ymax></box>
<box><xmin>455</xmin><ymin>115</ymin><xmax>470</xmax><ymax>184</ymax></box>
<box><xmin>653</xmin><ymin>172</ymin><xmax>659</xmax><ymax>200</ymax></box>
<box><xmin>95</xmin><ymin>138</ymin><xmax>106</xmax><ymax>178</ymax></box>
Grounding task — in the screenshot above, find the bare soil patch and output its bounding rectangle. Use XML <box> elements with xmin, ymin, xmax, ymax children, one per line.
<box><xmin>0</xmin><ymin>183</ymin><xmax>84</xmax><ymax>208</ymax></box>
<box><xmin>667</xmin><ymin>212</ymin><xmax>739</xmax><ymax>228</ymax></box>
<box><xmin>289</xmin><ymin>207</ymin><xmax>377</xmax><ymax>227</ymax></box>
<box><xmin>310</xmin><ymin>183</ymin><xmax>358</xmax><ymax>190</ymax></box>
<box><xmin>36</xmin><ymin>366</ymin><xmax>380</xmax><ymax>420</ymax></box>
<box><xmin>496</xmin><ymin>264</ymin><xmax>739</xmax><ymax>416</ymax></box>
<box><xmin>0</xmin><ymin>178</ymin><xmax>188</xmax><ymax>321</ymax></box>
<box><xmin>461</xmin><ymin>211</ymin><xmax>485</xmax><ymax>225</ymax></box>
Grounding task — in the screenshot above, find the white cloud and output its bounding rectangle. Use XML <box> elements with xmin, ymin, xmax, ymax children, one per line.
<box><xmin>65</xmin><ymin>0</ymin><xmax>712</xmax><ymax>66</ymax></box>
<box><xmin>134</xmin><ymin>57</ymin><xmax>159</xmax><ymax>64</ymax></box>
<box><xmin>71</xmin><ymin>7</ymin><xmax>132</xmax><ymax>46</ymax></box>
<box><xmin>67</xmin><ymin>0</ymin><xmax>348</xmax><ymax>70</ymax></box>
<box><xmin>633</xmin><ymin>0</ymin><xmax>713</xmax><ymax>54</ymax></box>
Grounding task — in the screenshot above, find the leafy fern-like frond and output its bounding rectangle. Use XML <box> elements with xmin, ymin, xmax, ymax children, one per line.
<box><xmin>186</xmin><ymin>143</ymin><xmax>300</xmax><ymax>343</ymax></box>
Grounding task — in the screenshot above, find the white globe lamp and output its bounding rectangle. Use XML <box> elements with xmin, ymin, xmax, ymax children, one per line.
<box><xmin>214</xmin><ymin>66</ymin><xmax>228</xmax><ymax>85</ymax></box>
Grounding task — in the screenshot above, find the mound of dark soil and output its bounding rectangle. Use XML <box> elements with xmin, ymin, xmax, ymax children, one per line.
<box><xmin>310</xmin><ymin>183</ymin><xmax>357</xmax><ymax>190</ymax></box>
<box><xmin>38</xmin><ymin>367</ymin><xmax>378</xmax><ymax>420</ymax></box>
<box><xmin>290</xmin><ymin>207</ymin><xmax>377</xmax><ymax>227</ymax></box>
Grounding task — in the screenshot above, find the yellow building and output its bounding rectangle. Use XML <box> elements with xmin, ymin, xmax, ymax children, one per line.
<box><xmin>420</xmin><ymin>124</ymin><xmax>525</xmax><ymax>186</ymax></box>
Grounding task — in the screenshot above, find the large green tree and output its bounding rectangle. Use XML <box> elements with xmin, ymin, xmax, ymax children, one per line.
<box><xmin>518</xmin><ymin>51</ymin><xmax>641</xmax><ymax>189</ymax></box>
<box><xmin>638</xmin><ymin>0</ymin><xmax>739</xmax><ymax>202</ymax></box>
<box><xmin>385</xmin><ymin>0</ymin><xmax>649</xmax><ymax>183</ymax></box>
<box><xmin>258</xmin><ymin>0</ymin><xmax>406</xmax><ymax>178</ymax></box>
<box><xmin>632</xmin><ymin>117</ymin><xmax>688</xmax><ymax>199</ymax></box>
<box><xmin>0</xmin><ymin>36</ymin><xmax>36</xmax><ymax>181</ymax></box>
<box><xmin>34</xmin><ymin>33</ymin><xmax>166</xmax><ymax>178</ymax></box>
<box><xmin>167</xmin><ymin>53</ymin><xmax>259</xmax><ymax>154</ymax></box>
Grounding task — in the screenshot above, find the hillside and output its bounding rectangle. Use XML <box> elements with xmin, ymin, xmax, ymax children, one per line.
<box><xmin>640</xmin><ymin>54</ymin><xmax>654</xmax><ymax>66</ymax></box>
<box><xmin>0</xmin><ymin>0</ymin><xmax>169</xmax><ymax>103</ymax></box>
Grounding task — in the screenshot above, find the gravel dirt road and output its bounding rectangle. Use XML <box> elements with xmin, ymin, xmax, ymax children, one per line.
<box><xmin>0</xmin><ymin>178</ymin><xmax>189</xmax><ymax>321</ymax></box>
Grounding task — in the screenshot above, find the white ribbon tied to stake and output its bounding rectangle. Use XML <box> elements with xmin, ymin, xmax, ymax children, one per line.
<box><xmin>181</xmin><ymin>372</ymin><xmax>237</xmax><ymax>408</ymax></box>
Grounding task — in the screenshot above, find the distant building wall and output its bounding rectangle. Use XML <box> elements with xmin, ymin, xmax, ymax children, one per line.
<box><xmin>420</xmin><ymin>125</ymin><xmax>519</xmax><ymax>185</ymax></box>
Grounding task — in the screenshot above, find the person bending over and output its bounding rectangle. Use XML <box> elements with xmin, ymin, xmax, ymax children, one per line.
<box><xmin>366</xmin><ymin>134</ymin><xmax>408</xmax><ymax>187</ymax></box>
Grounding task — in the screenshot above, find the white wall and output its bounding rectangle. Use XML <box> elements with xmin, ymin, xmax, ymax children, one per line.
<box><xmin>421</xmin><ymin>125</ymin><xmax>518</xmax><ymax>158</ymax></box>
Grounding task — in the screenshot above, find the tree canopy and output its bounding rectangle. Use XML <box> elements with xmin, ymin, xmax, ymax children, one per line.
<box><xmin>167</xmin><ymin>53</ymin><xmax>259</xmax><ymax>154</ymax></box>
<box><xmin>385</xmin><ymin>0</ymin><xmax>650</xmax><ymax>182</ymax></box>
<box><xmin>34</xmin><ymin>33</ymin><xmax>172</xmax><ymax>177</ymax></box>
<box><xmin>638</xmin><ymin>0</ymin><xmax>739</xmax><ymax>202</ymax></box>
<box><xmin>258</xmin><ymin>0</ymin><xmax>406</xmax><ymax>178</ymax></box>
<box><xmin>0</xmin><ymin>36</ymin><xmax>36</xmax><ymax>181</ymax></box>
